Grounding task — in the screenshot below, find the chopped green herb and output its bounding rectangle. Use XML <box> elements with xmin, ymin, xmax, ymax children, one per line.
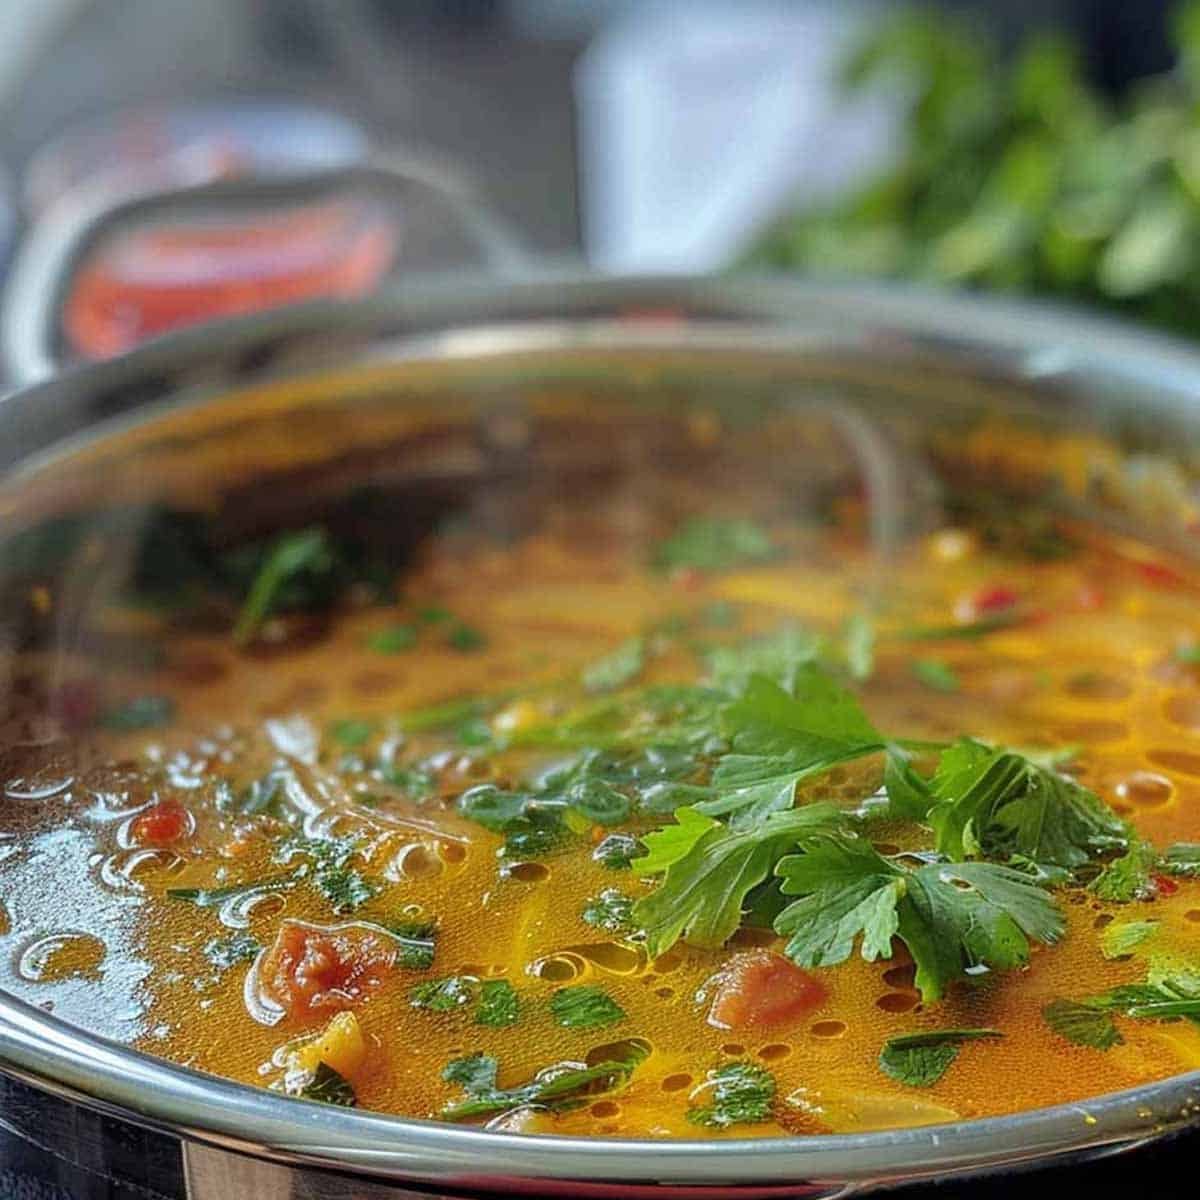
<box><xmin>878</xmin><ymin>1029</ymin><xmax>1002</xmax><ymax>1087</ymax></box>
<box><xmin>686</xmin><ymin>1062</ymin><xmax>776</xmax><ymax>1128</ymax></box>
<box><xmin>1044</xmin><ymin>968</ymin><xmax>1200</xmax><ymax>1049</ymax></box>
<box><xmin>911</xmin><ymin>659</ymin><xmax>960</xmax><ymax>693</ymax></box>
<box><xmin>410</xmin><ymin>975</ymin><xmax>477</xmax><ymax>1012</ymax></box>
<box><xmin>1090</xmin><ymin>839</ymin><xmax>1159</xmax><ymax>901</ymax></box>
<box><xmin>367</xmin><ymin>625</ymin><xmax>418</xmax><ymax>654</ymax></box>
<box><xmin>102</xmin><ymin>694</ymin><xmax>175</xmax><ymax>731</ymax></box>
<box><xmin>397</xmin><ymin>695</ymin><xmax>497</xmax><ymax>734</ymax></box>
<box><xmin>775</xmin><ymin>833</ymin><xmax>1064</xmax><ymax>1003</ymax></box>
<box><xmin>701</xmin><ymin>600</ymin><xmax>740</xmax><ymax>628</ymax></box>
<box><xmin>166</xmin><ymin>875</ymin><xmax>297</xmax><ymax>907</ymax></box>
<box><xmin>328</xmin><ymin>718</ymin><xmax>375</xmax><ymax>749</ymax></box>
<box><xmin>655</xmin><ymin>517</ymin><xmax>776</xmax><ymax>573</ymax></box>
<box><xmin>232</xmin><ymin>527</ymin><xmax>338</xmax><ymax>645</ymax></box>
<box><xmin>203</xmin><ymin>932</ymin><xmax>261</xmax><ymax>970</ymax></box>
<box><xmin>1100</xmin><ymin>920</ymin><xmax>1158</xmax><ymax>960</ymax></box>
<box><xmin>386</xmin><ymin>919</ymin><xmax>438</xmax><ymax>970</ymax></box>
<box><xmin>593</xmin><ymin>833</ymin><xmax>645</xmax><ymax>870</ymax></box>
<box><xmin>441</xmin><ymin>1054</ymin><xmax>644</xmax><ymax>1121</ymax></box>
<box><xmin>899</xmin><ymin>613</ymin><xmax>1023</xmax><ymax>640</ymax></box>
<box><xmin>581</xmin><ymin>888</ymin><xmax>634</xmax><ymax>933</ymax></box>
<box><xmin>418</xmin><ymin>605</ymin><xmax>453</xmax><ymax>624</ymax></box>
<box><xmin>236</xmin><ymin>771</ymin><xmax>287</xmax><ymax>816</ymax></box>
<box><xmin>442</xmin><ymin>1053</ymin><xmax>498</xmax><ymax>1095</ymax></box>
<box><xmin>705</xmin><ymin>627</ymin><xmax>823</xmax><ymax>695</ymax></box>
<box><xmin>843</xmin><ymin>613</ymin><xmax>876</xmax><ymax>681</ymax></box>
<box><xmin>315</xmin><ymin>868</ymin><xmax>378</xmax><ymax>914</ymax></box>
<box><xmin>380</xmin><ymin>763</ymin><xmax>435</xmax><ymax>800</ymax></box>
<box><xmin>582</xmin><ymin>637</ymin><xmax>646</xmax><ymax>694</ymax></box>
<box><xmin>476</xmin><ymin>979</ymin><xmax>520</xmax><ymax>1028</ymax></box>
<box><xmin>447</xmin><ymin>624</ymin><xmax>487</xmax><ymax>652</ymax></box>
<box><xmin>550</xmin><ymin>985</ymin><xmax>626</xmax><ymax>1030</ymax></box>
<box><xmin>1162</xmin><ymin>842</ymin><xmax>1200</xmax><ymax>877</ymax></box>
<box><xmin>297</xmin><ymin>1061</ymin><xmax>356</xmax><ymax>1107</ymax></box>
<box><xmin>1042</xmin><ymin>999</ymin><xmax>1124</xmax><ymax>1050</ymax></box>
<box><xmin>926</xmin><ymin>738</ymin><xmax>1127</xmax><ymax>870</ymax></box>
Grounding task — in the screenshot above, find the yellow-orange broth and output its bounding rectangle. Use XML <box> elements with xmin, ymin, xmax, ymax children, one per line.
<box><xmin>3</xmin><ymin>409</ymin><xmax>1200</xmax><ymax>1139</ymax></box>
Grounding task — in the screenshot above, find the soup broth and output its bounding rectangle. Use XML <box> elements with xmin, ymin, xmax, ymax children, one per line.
<box><xmin>2</xmin><ymin>376</ymin><xmax>1199</xmax><ymax>1139</ymax></box>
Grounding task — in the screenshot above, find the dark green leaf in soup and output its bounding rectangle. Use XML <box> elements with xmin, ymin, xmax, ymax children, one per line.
<box><xmin>878</xmin><ymin>1029</ymin><xmax>1003</xmax><ymax>1087</ymax></box>
<box><xmin>686</xmin><ymin>1062</ymin><xmax>776</xmax><ymax>1128</ymax></box>
<box><xmin>297</xmin><ymin>1061</ymin><xmax>356</xmax><ymax>1107</ymax></box>
<box><xmin>654</xmin><ymin>517</ymin><xmax>776</xmax><ymax>572</ymax></box>
<box><xmin>550</xmin><ymin>985</ymin><xmax>626</xmax><ymax>1029</ymax></box>
<box><xmin>476</xmin><ymin>979</ymin><xmax>520</xmax><ymax>1028</ymax></box>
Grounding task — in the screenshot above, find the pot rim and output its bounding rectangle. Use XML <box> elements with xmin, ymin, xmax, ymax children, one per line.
<box><xmin>3</xmin><ymin>273</ymin><xmax>1200</xmax><ymax>1189</ymax></box>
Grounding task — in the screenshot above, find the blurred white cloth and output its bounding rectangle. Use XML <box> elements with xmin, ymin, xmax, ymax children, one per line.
<box><xmin>575</xmin><ymin>0</ymin><xmax>899</xmax><ymax>273</ymax></box>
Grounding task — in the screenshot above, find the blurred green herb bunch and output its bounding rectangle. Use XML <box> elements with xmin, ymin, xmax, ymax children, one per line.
<box><xmin>751</xmin><ymin>2</ymin><xmax>1200</xmax><ymax>335</ymax></box>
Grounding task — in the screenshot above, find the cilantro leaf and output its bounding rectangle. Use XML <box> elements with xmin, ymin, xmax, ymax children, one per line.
<box><xmin>367</xmin><ymin>624</ymin><xmax>418</xmax><ymax>654</ymax></box>
<box><xmin>582</xmin><ymin>888</ymin><xmax>634</xmax><ymax>934</ymax></box>
<box><xmin>1100</xmin><ymin>919</ymin><xmax>1158</xmax><ymax>959</ymax></box>
<box><xmin>232</xmin><ymin>527</ymin><xmax>338</xmax><ymax>645</ymax></box>
<box><xmin>385</xmin><ymin>919</ymin><xmax>438</xmax><ymax>970</ymax></box>
<box><xmin>328</xmin><ymin>718</ymin><xmax>375</xmax><ymax>748</ymax></box>
<box><xmin>883</xmin><ymin>749</ymin><xmax>934</xmax><ymax>821</ymax></box>
<box><xmin>775</xmin><ymin>835</ymin><xmax>1064</xmax><ymax>1003</ymax></box>
<box><xmin>550</xmin><ymin>985</ymin><xmax>625</xmax><ymax>1029</ymax></box>
<box><xmin>442</xmin><ymin>1054</ymin><xmax>644</xmax><ymax>1121</ymax></box>
<box><xmin>705</xmin><ymin>627</ymin><xmax>823</xmax><ymax>695</ymax></box>
<box><xmin>447</xmin><ymin>623</ymin><xmax>487</xmax><ymax>652</ymax></box>
<box><xmin>686</xmin><ymin>1062</ymin><xmax>776</xmax><ymax>1128</ymax></box>
<box><xmin>878</xmin><ymin>1029</ymin><xmax>1002</xmax><ymax>1087</ymax></box>
<box><xmin>1162</xmin><ymin>842</ymin><xmax>1200</xmax><ymax>877</ymax></box>
<box><xmin>1041</xmin><ymin>999</ymin><xmax>1123</xmax><ymax>1049</ymax></box>
<box><xmin>631</xmin><ymin>804</ymin><xmax>843</xmax><ymax>958</ymax></box>
<box><xmin>911</xmin><ymin>659</ymin><xmax>960</xmax><ymax>693</ymax></box>
<box><xmin>410</xmin><ymin>976</ymin><xmax>477</xmax><ymax>1011</ymax></box>
<box><xmin>1044</xmin><ymin>968</ymin><xmax>1200</xmax><ymax>1050</ymax></box>
<box><xmin>314</xmin><ymin>868</ymin><xmax>377</xmax><ymax>914</ymax></box>
<box><xmin>476</xmin><ymin>979</ymin><xmax>519</xmax><ymax>1028</ymax></box>
<box><xmin>1090</xmin><ymin>839</ymin><xmax>1159</xmax><ymax>901</ymax></box>
<box><xmin>699</xmin><ymin>671</ymin><xmax>885</xmax><ymax>830</ymax></box>
<box><xmin>443</xmin><ymin>1053</ymin><xmax>498</xmax><ymax>1095</ymax></box>
<box><xmin>655</xmin><ymin>517</ymin><xmax>775</xmax><ymax>572</ymax></box>
<box><xmin>772</xmin><ymin>835</ymin><xmax>905</xmax><ymax>966</ymax></box>
<box><xmin>593</xmin><ymin>833</ymin><xmax>645</xmax><ymax>870</ymax></box>
<box><xmin>843</xmin><ymin>613</ymin><xmax>876</xmax><ymax>682</ymax></box>
<box><xmin>166</xmin><ymin>875</ymin><xmax>297</xmax><ymax>907</ymax></box>
<box><xmin>102</xmin><ymin>694</ymin><xmax>175</xmax><ymax>731</ymax></box>
<box><xmin>927</xmin><ymin>739</ymin><xmax>1127</xmax><ymax>869</ymax></box>
<box><xmin>583</xmin><ymin>637</ymin><xmax>646</xmax><ymax>694</ymax></box>
<box><xmin>297</xmin><ymin>1061</ymin><xmax>356</xmax><ymax>1107</ymax></box>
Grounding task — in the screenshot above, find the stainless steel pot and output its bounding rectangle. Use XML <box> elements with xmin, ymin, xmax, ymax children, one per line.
<box><xmin>2</xmin><ymin>170</ymin><xmax>1200</xmax><ymax>1198</ymax></box>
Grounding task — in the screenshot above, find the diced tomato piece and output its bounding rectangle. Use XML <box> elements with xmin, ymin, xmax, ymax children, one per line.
<box><xmin>1138</xmin><ymin>561</ymin><xmax>1184</xmax><ymax>589</ymax></box>
<box><xmin>971</xmin><ymin>585</ymin><xmax>1020</xmax><ymax>615</ymax></box>
<box><xmin>1073</xmin><ymin>584</ymin><xmax>1106</xmax><ymax>611</ymax></box>
<box><xmin>130</xmin><ymin>799</ymin><xmax>192</xmax><ymax>846</ymax></box>
<box><xmin>1153</xmin><ymin>874</ymin><xmax>1180</xmax><ymax>897</ymax></box>
<box><xmin>260</xmin><ymin>920</ymin><xmax>395</xmax><ymax>1021</ymax></box>
<box><xmin>706</xmin><ymin>950</ymin><xmax>827</xmax><ymax>1030</ymax></box>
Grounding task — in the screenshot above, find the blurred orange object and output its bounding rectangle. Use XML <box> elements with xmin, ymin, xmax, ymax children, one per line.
<box><xmin>62</xmin><ymin>197</ymin><xmax>397</xmax><ymax>359</ymax></box>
